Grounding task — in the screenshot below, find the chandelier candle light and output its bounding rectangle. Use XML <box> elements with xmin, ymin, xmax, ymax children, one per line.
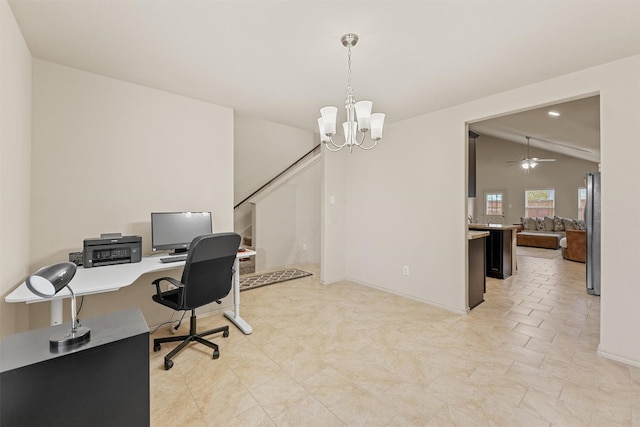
<box><xmin>318</xmin><ymin>33</ymin><xmax>385</xmax><ymax>152</ymax></box>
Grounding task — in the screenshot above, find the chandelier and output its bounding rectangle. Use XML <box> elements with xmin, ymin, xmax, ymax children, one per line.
<box><xmin>317</xmin><ymin>33</ymin><xmax>385</xmax><ymax>152</ymax></box>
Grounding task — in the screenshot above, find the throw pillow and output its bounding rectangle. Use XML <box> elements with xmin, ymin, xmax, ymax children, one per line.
<box><xmin>575</xmin><ymin>219</ymin><xmax>586</xmax><ymax>230</ymax></box>
<box><xmin>553</xmin><ymin>216</ymin><xmax>565</xmax><ymax>231</ymax></box>
<box><xmin>520</xmin><ymin>216</ymin><xmax>530</xmax><ymax>230</ymax></box>
<box><xmin>563</xmin><ymin>218</ymin><xmax>577</xmax><ymax>231</ymax></box>
<box><xmin>525</xmin><ymin>217</ymin><xmax>537</xmax><ymax>231</ymax></box>
<box><xmin>543</xmin><ymin>216</ymin><xmax>555</xmax><ymax>231</ymax></box>
<box><xmin>536</xmin><ymin>218</ymin><xmax>545</xmax><ymax>231</ymax></box>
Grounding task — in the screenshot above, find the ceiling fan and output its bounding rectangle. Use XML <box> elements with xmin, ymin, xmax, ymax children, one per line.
<box><xmin>508</xmin><ymin>136</ymin><xmax>556</xmax><ymax>172</ymax></box>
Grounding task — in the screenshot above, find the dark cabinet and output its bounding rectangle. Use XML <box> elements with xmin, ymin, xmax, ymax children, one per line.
<box><xmin>468</xmin><ymin>131</ymin><xmax>479</xmax><ymax>198</ymax></box>
<box><xmin>0</xmin><ymin>309</ymin><xmax>149</xmax><ymax>427</ymax></box>
<box><xmin>468</xmin><ymin>235</ymin><xmax>487</xmax><ymax>309</ymax></box>
<box><xmin>485</xmin><ymin>229</ymin><xmax>512</xmax><ymax>279</ymax></box>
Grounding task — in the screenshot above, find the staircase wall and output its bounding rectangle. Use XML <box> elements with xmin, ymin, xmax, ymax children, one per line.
<box><xmin>253</xmin><ymin>160</ymin><xmax>321</xmax><ymax>270</ymax></box>
<box><xmin>233</xmin><ymin>113</ymin><xmax>319</xmax><ymax>271</ymax></box>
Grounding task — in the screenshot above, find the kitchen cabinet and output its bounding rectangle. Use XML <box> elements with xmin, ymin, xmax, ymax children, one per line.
<box><xmin>468</xmin><ymin>224</ymin><xmax>519</xmax><ymax>279</ymax></box>
<box><xmin>468</xmin><ymin>131</ymin><xmax>479</xmax><ymax>198</ymax></box>
<box><xmin>468</xmin><ymin>231</ymin><xmax>488</xmax><ymax>309</ymax></box>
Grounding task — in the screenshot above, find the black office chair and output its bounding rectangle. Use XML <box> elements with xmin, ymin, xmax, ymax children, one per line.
<box><xmin>151</xmin><ymin>232</ymin><xmax>241</xmax><ymax>370</ymax></box>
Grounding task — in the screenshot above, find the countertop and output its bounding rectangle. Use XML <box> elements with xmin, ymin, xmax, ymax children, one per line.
<box><xmin>468</xmin><ymin>230</ymin><xmax>490</xmax><ymax>240</ymax></box>
<box><xmin>468</xmin><ymin>224</ymin><xmax>521</xmax><ymax>231</ymax></box>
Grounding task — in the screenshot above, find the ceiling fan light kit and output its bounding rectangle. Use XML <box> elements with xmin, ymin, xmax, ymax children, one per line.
<box><xmin>508</xmin><ymin>136</ymin><xmax>556</xmax><ymax>173</ymax></box>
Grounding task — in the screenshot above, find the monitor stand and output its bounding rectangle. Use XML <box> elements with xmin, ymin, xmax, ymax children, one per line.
<box><xmin>169</xmin><ymin>248</ymin><xmax>188</xmax><ymax>256</ymax></box>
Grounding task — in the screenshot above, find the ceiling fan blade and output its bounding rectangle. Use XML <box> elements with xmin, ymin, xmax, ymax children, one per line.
<box><xmin>532</xmin><ymin>158</ymin><xmax>556</xmax><ymax>162</ymax></box>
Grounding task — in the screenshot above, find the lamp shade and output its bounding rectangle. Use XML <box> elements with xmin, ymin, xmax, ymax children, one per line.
<box><xmin>320</xmin><ymin>106</ymin><xmax>338</xmax><ymax>136</ymax></box>
<box><xmin>370</xmin><ymin>113</ymin><xmax>385</xmax><ymax>140</ymax></box>
<box><xmin>342</xmin><ymin>121</ymin><xmax>358</xmax><ymax>146</ymax></box>
<box><xmin>26</xmin><ymin>262</ymin><xmax>77</xmax><ymax>298</ymax></box>
<box><xmin>354</xmin><ymin>100</ymin><xmax>372</xmax><ymax>131</ymax></box>
<box><xmin>317</xmin><ymin>118</ymin><xmax>331</xmax><ymax>143</ymax></box>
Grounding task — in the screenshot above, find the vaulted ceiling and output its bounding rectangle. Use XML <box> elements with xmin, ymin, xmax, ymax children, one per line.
<box><xmin>470</xmin><ymin>96</ymin><xmax>601</xmax><ymax>163</ymax></box>
<box><xmin>8</xmin><ymin>1</ymin><xmax>640</xmax><ymax>159</ymax></box>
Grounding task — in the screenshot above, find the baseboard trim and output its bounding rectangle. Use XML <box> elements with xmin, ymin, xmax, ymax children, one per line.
<box><xmin>597</xmin><ymin>346</ymin><xmax>640</xmax><ymax>368</ymax></box>
<box><xmin>344</xmin><ymin>277</ymin><xmax>468</xmax><ymax>315</ymax></box>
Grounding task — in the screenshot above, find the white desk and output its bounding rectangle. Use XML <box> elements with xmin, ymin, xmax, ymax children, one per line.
<box><xmin>5</xmin><ymin>250</ymin><xmax>256</xmax><ymax>334</ymax></box>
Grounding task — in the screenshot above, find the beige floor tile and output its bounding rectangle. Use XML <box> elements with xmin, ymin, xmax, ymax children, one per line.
<box><xmin>520</xmin><ymin>387</ymin><xmax>591</xmax><ymax>425</ymax></box>
<box><xmin>226</xmin><ymin>405</ymin><xmax>277</xmax><ymax>427</ymax></box>
<box><xmin>148</xmin><ymin>255</ymin><xmax>640</xmax><ymax>427</ymax></box>
<box><xmin>272</xmin><ymin>394</ymin><xmax>345</xmax><ymax>426</ymax></box>
<box><xmin>326</xmin><ymin>387</ymin><xmax>396</xmax><ymax>426</ymax></box>
<box><xmin>250</xmin><ymin>372</ymin><xmax>312</xmax><ymax>419</ymax></box>
<box><xmin>379</xmin><ymin>382</ymin><xmax>446</xmax><ymax>424</ymax></box>
<box><xmin>231</xmin><ymin>355</ymin><xmax>283</xmax><ymax>389</ymax></box>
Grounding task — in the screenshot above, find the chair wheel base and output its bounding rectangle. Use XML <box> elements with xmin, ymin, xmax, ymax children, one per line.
<box><xmin>223</xmin><ymin>330</ymin><xmax>229</xmax><ymax>338</ymax></box>
<box><xmin>153</xmin><ymin>343</ymin><xmax>161</xmax><ymax>352</ymax></box>
<box><xmin>164</xmin><ymin>359</ymin><xmax>174</xmax><ymax>370</ymax></box>
<box><xmin>212</xmin><ymin>349</ymin><xmax>220</xmax><ymax>359</ymax></box>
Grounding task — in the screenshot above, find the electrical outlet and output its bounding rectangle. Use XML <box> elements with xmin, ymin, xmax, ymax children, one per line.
<box><xmin>403</xmin><ymin>265</ymin><xmax>410</xmax><ymax>276</ymax></box>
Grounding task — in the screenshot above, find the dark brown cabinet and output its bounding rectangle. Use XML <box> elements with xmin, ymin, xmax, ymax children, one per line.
<box><xmin>468</xmin><ymin>235</ymin><xmax>487</xmax><ymax>309</ymax></box>
<box><xmin>485</xmin><ymin>228</ymin><xmax>513</xmax><ymax>279</ymax></box>
<box><xmin>468</xmin><ymin>131</ymin><xmax>479</xmax><ymax>198</ymax></box>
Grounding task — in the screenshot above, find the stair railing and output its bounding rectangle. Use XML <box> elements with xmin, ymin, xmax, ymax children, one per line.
<box><xmin>234</xmin><ymin>144</ymin><xmax>321</xmax><ymax>210</ymax></box>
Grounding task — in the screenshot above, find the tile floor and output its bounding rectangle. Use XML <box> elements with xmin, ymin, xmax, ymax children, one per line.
<box><xmin>149</xmin><ymin>252</ymin><xmax>640</xmax><ymax>426</ymax></box>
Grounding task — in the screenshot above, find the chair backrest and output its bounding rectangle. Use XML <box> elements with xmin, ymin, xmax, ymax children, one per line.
<box><xmin>180</xmin><ymin>232</ymin><xmax>241</xmax><ymax>309</ymax></box>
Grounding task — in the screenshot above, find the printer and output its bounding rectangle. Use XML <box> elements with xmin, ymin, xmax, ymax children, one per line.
<box><xmin>83</xmin><ymin>235</ymin><xmax>142</xmax><ymax>268</ymax></box>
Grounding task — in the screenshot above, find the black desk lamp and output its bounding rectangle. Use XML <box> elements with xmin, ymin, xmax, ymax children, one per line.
<box><xmin>26</xmin><ymin>262</ymin><xmax>91</xmax><ymax>348</ymax></box>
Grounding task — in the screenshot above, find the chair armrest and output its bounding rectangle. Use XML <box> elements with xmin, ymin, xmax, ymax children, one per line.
<box><xmin>151</xmin><ymin>277</ymin><xmax>184</xmax><ymax>299</ymax></box>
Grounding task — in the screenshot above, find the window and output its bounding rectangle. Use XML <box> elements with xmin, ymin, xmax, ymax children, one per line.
<box><xmin>578</xmin><ymin>187</ymin><xmax>587</xmax><ymax>220</ymax></box>
<box><xmin>525</xmin><ymin>189</ymin><xmax>555</xmax><ymax>218</ymax></box>
<box><xmin>485</xmin><ymin>192</ymin><xmax>503</xmax><ymax>216</ymax></box>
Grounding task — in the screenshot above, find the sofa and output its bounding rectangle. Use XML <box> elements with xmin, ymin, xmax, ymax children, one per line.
<box><xmin>516</xmin><ymin>216</ymin><xmax>585</xmax><ymax>249</ymax></box>
<box><xmin>560</xmin><ymin>230</ymin><xmax>586</xmax><ymax>262</ymax></box>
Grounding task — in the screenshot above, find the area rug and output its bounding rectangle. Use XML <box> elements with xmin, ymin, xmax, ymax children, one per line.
<box><xmin>517</xmin><ymin>246</ymin><xmax>561</xmax><ymax>259</ymax></box>
<box><xmin>240</xmin><ymin>268</ymin><xmax>312</xmax><ymax>291</ymax></box>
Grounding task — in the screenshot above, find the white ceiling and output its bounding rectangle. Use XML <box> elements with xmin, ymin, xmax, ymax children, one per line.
<box><xmin>8</xmin><ymin>1</ymin><xmax>640</xmax><ymax>159</ymax></box>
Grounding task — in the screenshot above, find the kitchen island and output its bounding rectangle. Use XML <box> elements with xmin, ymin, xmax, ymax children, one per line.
<box><xmin>468</xmin><ymin>224</ymin><xmax>520</xmax><ymax>279</ymax></box>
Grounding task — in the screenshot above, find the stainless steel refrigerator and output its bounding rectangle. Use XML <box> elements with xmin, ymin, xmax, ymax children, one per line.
<box><xmin>586</xmin><ymin>172</ymin><xmax>601</xmax><ymax>295</ymax></box>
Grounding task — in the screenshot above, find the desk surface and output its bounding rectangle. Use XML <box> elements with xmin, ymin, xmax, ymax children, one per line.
<box><xmin>5</xmin><ymin>251</ymin><xmax>255</xmax><ymax>304</ymax></box>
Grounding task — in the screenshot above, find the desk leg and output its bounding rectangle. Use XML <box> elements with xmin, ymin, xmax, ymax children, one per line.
<box><xmin>51</xmin><ymin>299</ymin><xmax>63</xmax><ymax>325</ymax></box>
<box><xmin>224</xmin><ymin>258</ymin><xmax>253</xmax><ymax>334</ymax></box>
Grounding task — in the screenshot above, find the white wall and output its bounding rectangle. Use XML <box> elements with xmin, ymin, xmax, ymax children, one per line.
<box><xmin>253</xmin><ymin>160</ymin><xmax>321</xmax><ymax>270</ymax></box>
<box><xmin>474</xmin><ymin>134</ymin><xmax>599</xmax><ymax>225</ymax></box>
<box><xmin>324</xmin><ymin>55</ymin><xmax>640</xmax><ymax>366</ymax></box>
<box><xmin>28</xmin><ymin>60</ymin><xmax>234</xmax><ymax>329</ymax></box>
<box><xmin>321</xmin><ymin>148</ymin><xmax>347</xmax><ymax>284</ymax></box>
<box><xmin>0</xmin><ymin>0</ymin><xmax>32</xmax><ymax>337</ymax></box>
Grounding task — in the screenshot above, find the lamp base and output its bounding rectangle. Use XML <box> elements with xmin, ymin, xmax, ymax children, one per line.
<box><xmin>49</xmin><ymin>326</ymin><xmax>91</xmax><ymax>349</ymax></box>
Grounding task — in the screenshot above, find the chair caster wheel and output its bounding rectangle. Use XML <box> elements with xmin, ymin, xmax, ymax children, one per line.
<box><xmin>153</xmin><ymin>343</ymin><xmax>161</xmax><ymax>352</ymax></box>
<box><xmin>223</xmin><ymin>330</ymin><xmax>229</xmax><ymax>338</ymax></box>
<box><xmin>212</xmin><ymin>349</ymin><xmax>220</xmax><ymax>360</ymax></box>
<box><xmin>164</xmin><ymin>359</ymin><xmax>174</xmax><ymax>370</ymax></box>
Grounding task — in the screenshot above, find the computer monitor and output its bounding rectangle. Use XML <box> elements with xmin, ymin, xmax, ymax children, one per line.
<box><xmin>151</xmin><ymin>212</ymin><xmax>212</xmax><ymax>255</ymax></box>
